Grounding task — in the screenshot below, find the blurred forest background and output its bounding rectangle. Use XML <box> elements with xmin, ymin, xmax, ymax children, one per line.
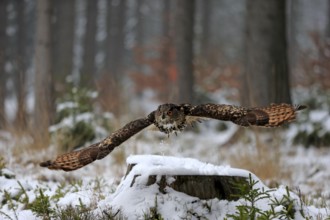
<box><xmin>0</xmin><ymin>0</ymin><xmax>329</xmax><ymax>148</ymax></box>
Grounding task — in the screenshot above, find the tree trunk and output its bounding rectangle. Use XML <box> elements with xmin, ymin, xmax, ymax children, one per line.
<box><xmin>243</xmin><ymin>0</ymin><xmax>291</xmax><ymax>106</ymax></box>
<box><xmin>98</xmin><ymin>0</ymin><xmax>126</xmax><ymax>115</ymax></box>
<box><xmin>52</xmin><ymin>0</ymin><xmax>75</xmax><ymax>95</ymax></box>
<box><xmin>175</xmin><ymin>0</ymin><xmax>195</xmax><ymax>104</ymax></box>
<box><xmin>0</xmin><ymin>0</ymin><xmax>7</xmax><ymax>129</ymax></box>
<box><xmin>126</xmin><ymin>163</ymin><xmax>249</xmax><ymax>201</ymax></box>
<box><xmin>200</xmin><ymin>0</ymin><xmax>211</xmax><ymax>58</ymax></box>
<box><xmin>159</xmin><ymin>0</ymin><xmax>174</xmax><ymax>101</ymax></box>
<box><xmin>136</xmin><ymin>0</ymin><xmax>145</xmax><ymax>50</ymax></box>
<box><xmin>105</xmin><ymin>0</ymin><xmax>126</xmax><ymax>80</ymax></box>
<box><xmin>133</xmin><ymin>0</ymin><xmax>145</xmax><ymax>76</ymax></box>
<box><xmin>34</xmin><ymin>0</ymin><xmax>54</xmax><ymax>145</ymax></box>
<box><xmin>326</xmin><ymin>0</ymin><xmax>330</xmax><ymax>38</ymax></box>
<box><xmin>287</xmin><ymin>0</ymin><xmax>303</xmax><ymax>82</ymax></box>
<box><xmin>81</xmin><ymin>0</ymin><xmax>97</xmax><ymax>88</ymax></box>
<box><xmin>15</xmin><ymin>0</ymin><xmax>27</xmax><ymax>130</ymax></box>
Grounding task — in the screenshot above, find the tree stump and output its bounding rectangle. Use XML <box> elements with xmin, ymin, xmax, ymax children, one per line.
<box><xmin>125</xmin><ymin>162</ymin><xmax>249</xmax><ymax>201</ymax></box>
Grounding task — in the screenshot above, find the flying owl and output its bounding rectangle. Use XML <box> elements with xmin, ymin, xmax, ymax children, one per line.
<box><xmin>40</xmin><ymin>103</ymin><xmax>306</xmax><ymax>171</ymax></box>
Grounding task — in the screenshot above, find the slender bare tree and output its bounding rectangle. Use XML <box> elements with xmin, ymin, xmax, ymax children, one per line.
<box><xmin>159</xmin><ymin>0</ymin><xmax>174</xmax><ymax>101</ymax></box>
<box><xmin>175</xmin><ymin>0</ymin><xmax>195</xmax><ymax>104</ymax></box>
<box><xmin>81</xmin><ymin>0</ymin><xmax>97</xmax><ymax>88</ymax></box>
<box><xmin>15</xmin><ymin>0</ymin><xmax>27</xmax><ymax>130</ymax></box>
<box><xmin>327</xmin><ymin>0</ymin><xmax>330</xmax><ymax>38</ymax></box>
<box><xmin>0</xmin><ymin>0</ymin><xmax>7</xmax><ymax>129</ymax></box>
<box><xmin>105</xmin><ymin>0</ymin><xmax>126</xmax><ymax>81</ymax></box>
<box><xmin>98</xmin><ymin>0</ymin><xmax>126</xmax><ymax>115</ymax></box>
<box><xmin>52</xmin><ymin>0</ymin><xmax>75</xmax><ymax>95</ymax></box>
<box><xmin>34</xmin><ymin>0</ymin><xmax>54</xmax><ymax>144</ymax></box>
<box><xmin>243</xmin><ymin>0</ymin><xmax>291</xmax><ymax>106</ymax></box>
<box><xmin>200</xmin><ymin>0</ymin><xmax>211</xmax><ymax>58</ymax></box>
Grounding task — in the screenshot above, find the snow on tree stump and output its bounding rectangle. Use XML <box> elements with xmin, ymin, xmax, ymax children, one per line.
<box><xmin>122</xmin><ymin>155</ymin><xmax>250</xmax><ymax>201</ymax></box>
<box><xmin>107</xmin><ymin>156</ymin><xmax>291</xmax><ymax>218</ymax></box>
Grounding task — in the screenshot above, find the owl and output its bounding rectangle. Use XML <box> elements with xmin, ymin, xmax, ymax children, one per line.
<box><xmin>40</xmin><ymin>103</ymin><xmax>306</xmax><ymax>171</ymax></box>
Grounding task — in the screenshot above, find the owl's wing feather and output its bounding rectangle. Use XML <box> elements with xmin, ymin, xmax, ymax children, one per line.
<box><xmin>187</xmin><ymin>103</ymin><xmax>306</xmax><ymax>127</ymax></box>
<box><xmin>40</xmin><ymin>103</ymin><xmax>306</xmax><ymax>172</ymax></box>
<box><xmin>40</xmin><ymin>112</ymin><xmax>155</xmax><ymax>171</ymax></box>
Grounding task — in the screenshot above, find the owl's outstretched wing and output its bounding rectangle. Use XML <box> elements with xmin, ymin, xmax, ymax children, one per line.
<box><xmin>40</xmin><ymin>112</ymin><xmax>155</xmax><ymax>171</ymax></box>
<box><xmin>187</xmin><ymin>103</ymin><xmax>306</xmax><ymax>127</ymax></box>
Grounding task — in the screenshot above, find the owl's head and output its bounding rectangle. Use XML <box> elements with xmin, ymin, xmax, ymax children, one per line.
<box><xmin>154</xmin><ymin>104</ymin><xmax>186</xmax><ymax>134</ymax></box>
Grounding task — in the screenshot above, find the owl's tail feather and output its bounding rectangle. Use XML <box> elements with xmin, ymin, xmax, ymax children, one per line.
<box><xmin>241</xmin><ymin>103</ymin><xmax>307</xmax><ymax>127</ymax></box>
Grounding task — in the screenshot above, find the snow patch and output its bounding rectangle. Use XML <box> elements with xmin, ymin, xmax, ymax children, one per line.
<box><xmin>309</xmin><ymin>110</ymin><xmax>328</xmax><ymax>122</ymax></box>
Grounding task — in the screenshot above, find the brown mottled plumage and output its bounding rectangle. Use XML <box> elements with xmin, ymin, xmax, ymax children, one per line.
<box><xmin>40</xmin><ymin>103</ymin><xmax>306</xmax><ymax>171</ymax></box>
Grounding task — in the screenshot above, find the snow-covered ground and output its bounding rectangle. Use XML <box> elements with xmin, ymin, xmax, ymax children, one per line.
<box><xmin>1</xmin><ymin>147</ymin><xmax>329</xmax><ymax>219</ymax></box>
<box><xmin>1</xmin><ymin>89</ymin><xmax>330</xmax><ymax>219</ymax></box>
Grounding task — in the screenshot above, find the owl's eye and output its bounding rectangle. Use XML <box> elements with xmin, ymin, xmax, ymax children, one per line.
<box><xmin>167</xmin><ymin>110</ymin><xmax>172</xmax><ymax>116</ymax></box>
